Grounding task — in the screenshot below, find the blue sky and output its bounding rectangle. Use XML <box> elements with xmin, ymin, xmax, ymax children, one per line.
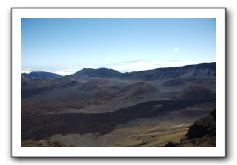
<box><xmin>21</xmin><ymin>18</ymin><xmax>216</xmax><ymax>75</ymax></box>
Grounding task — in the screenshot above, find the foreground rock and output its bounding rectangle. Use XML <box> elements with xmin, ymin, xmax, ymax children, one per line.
<box><xmin>165</xmin><ymin>109</ymin><xmax>216</xmax><ymax>147</ymax></box>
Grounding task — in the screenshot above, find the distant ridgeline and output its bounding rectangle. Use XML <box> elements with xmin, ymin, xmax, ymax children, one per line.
<box><xmin>22</xmin><ymin>71</ymin><xmax>63</xmax><ymax>79</ymax></box>
<box><xmin>68</xmin><ymin>62</ymin><xmax>216</xmax><ymax>80</ymax></box>
<box><xmin>22</xmin><ymin>62</ymin><xmax>216</xmax><ymax>80</ymax></box>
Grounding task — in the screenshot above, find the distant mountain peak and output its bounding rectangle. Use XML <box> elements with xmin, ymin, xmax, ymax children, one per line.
<box><xmin>22</xmin><ymin>71</ymin><xmax>63</xmax><ymax>79</ymax></box>
<box><xmin>121</xmin><ymin>62</ymin><xmax>216</xmax><ymax>80</ymax></box>
<box><xmin>73</xmin><ymin>67</ymin><xmax>122</xmax><ymax>78</ymax></box>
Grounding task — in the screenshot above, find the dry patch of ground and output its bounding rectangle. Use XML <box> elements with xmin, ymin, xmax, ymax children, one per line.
<box><xmin>22</xmin><ymin>119</ymin><xmax>191</xmax><ymax>147</ymax></box>
<box><xmin>112</xmin><ymin>122</ymin><xmax>189</xmax><ymax>147</ymax></box>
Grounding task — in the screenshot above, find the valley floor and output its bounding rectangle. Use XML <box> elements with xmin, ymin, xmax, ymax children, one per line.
<box><xmin>22</xmin><ymin>118</ymin><xmax>191</xmax><ymax>147</ymax></box>
<box><xmin>22</xmin><ymin>101</ymin><xmax>215</xmax><ymax>147</ymax></box>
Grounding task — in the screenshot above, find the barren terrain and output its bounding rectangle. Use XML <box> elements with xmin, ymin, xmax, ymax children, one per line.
<box><xmin>21</xmin><ymin>62</ymin><xmax>216</xmax><ymax>147</ymax></box>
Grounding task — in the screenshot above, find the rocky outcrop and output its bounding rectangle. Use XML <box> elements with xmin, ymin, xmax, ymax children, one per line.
<box><xmin>186</xmin><ymin>109</ymin><xmax>216</xmax><ymax>139</ymax></box>
<box><xmin>165</xmin><ymin>109</ymin><xmax>216</xmax><ymax>147</ymax></box>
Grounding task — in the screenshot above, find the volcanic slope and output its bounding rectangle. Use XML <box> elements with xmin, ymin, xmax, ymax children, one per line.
<box><xmin>21</xmin><ymin>62</ymin><xmax>216</xmax><ymax>146</ymax></box>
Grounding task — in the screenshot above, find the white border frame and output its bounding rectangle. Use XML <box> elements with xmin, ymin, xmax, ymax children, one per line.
<box><xmin>11</xmin><ymin>8</ymin><xmax>226</xmax><ymax>157</ymax></box>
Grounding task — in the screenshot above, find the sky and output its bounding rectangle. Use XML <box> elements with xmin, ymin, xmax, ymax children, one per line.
<box><xmin>21</xmin><ymin>18</ymin><xmax>216</xmax><ymax>75</ymax></box>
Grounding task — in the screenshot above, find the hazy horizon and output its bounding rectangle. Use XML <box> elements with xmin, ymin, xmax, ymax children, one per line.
<box><xmin>21</xmin><ymin>61</ymin><xmax>216</xmax><ymax>76</ymax></box>
<box><xmin>22</xmin><ymin>18</ymin><xmax>216</xmax><ymax>75</ymax></box>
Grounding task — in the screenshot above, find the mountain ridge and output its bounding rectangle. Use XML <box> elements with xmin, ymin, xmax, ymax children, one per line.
<box><xmin>22</xmin><ymin>71</ymin><xmax>63</xmax><ymax>79</ymax></box>
<box><xmin>22</xmin><ymin>62</ymin><xmax>216</xmax><ymax>80</ymax></box>
<box><xmin>72</xmin><ymin>62</ymin><xmax>216</xmax><ymax>80</ymax></box>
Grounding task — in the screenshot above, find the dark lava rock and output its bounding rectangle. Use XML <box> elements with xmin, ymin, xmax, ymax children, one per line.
<box><xmin>186</xmin><ymin>109</ymin><xmax>216</xmax><ymax>139</ymax></box>
<box><xmin>164</xmin><ymin>109</ymin><xmax>216</xmax><ymax>147</ymax></box>
<box><xmin>164</xmin><ymin>142</ymin><xmax>178</xmax><ymax>147</ymax></box>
